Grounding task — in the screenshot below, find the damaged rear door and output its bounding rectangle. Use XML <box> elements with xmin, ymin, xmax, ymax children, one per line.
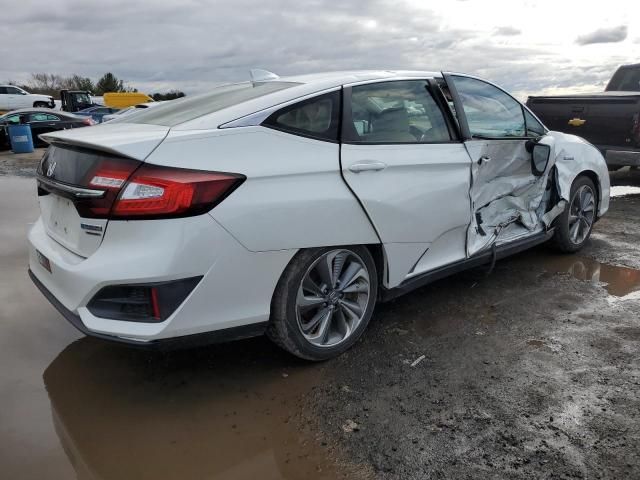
<box><xmin>444</xmin><ymin>74</ymin><xmax>559</xmax><ymax>256</ymax></box>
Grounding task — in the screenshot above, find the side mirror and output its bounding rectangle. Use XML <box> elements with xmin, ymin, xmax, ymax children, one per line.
<box><xmin>531</xmin><ymin>143</ymin><xmax>551</xmax><ymax>176</ymax></box>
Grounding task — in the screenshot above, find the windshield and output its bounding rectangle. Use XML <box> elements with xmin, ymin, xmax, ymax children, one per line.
<box><xmin>120</xmin><ymin>81</ymin><xmax>299</xmax><ymax>127</ymax></box>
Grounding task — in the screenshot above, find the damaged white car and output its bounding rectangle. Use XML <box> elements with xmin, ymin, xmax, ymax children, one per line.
<box><xmin>28</xmin><ymin>70</ymin><xmax>610</xmax><ymax>360</ymax></box>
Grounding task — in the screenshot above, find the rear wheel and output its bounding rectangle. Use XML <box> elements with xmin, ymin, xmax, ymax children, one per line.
<box><xmin>267</xmin><ymin>246</ymin><xmax>377</xmax><ymax>361</ymax></box>
<box><xmin>552</xmin><ymin>175</ymin><xmax>597</xmax><ymax>252</ymax></box>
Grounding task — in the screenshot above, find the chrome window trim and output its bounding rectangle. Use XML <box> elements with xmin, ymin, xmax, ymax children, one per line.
<box><xmin>218</xmin><ymin>87</ymin><xmax>342</xmax><ymax>129</ymax></box>
<box><xmin>36</xmin><ymin>175</ymin><xmax>105</xmax><ymax>199</ymax></box>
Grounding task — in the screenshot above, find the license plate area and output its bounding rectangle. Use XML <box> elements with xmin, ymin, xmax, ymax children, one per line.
<box><xmin>38</xmin><ymin>193</ymin><xmax>106</xmax><ymax>258</ymax></box>
<box><xmin>48</xmin><ymin>195</ymin><xmax>77</xmax><ymax>239</ymax></box>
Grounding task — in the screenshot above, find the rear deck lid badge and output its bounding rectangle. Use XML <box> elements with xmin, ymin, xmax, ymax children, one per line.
<box><xmin>46</xmin><ymin>161</ymin><xmax>57</xmax><ymax>177</ymax></box>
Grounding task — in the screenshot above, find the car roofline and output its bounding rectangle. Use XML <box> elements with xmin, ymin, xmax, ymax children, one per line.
<box><xmin>171</xmin><ymin>70</ymin><xmax>444</xmax><ymax>131</ymax></box>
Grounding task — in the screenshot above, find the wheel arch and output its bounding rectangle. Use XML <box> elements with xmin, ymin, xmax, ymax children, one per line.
<box><xmin>578</xmin><ymin>169</ymin><xmax>601</xmax><ymax>215</ymax></box>
<box><xmin>364</xmin><ymin>243</ymin><xmax>386</xmax><ymax>299</ymax></box>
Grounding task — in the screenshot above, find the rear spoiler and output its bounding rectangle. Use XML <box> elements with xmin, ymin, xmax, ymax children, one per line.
<box><xmin>40</xmin><ymin>123</ymin><xmax>170</xmax><ymax>161</ymax></box>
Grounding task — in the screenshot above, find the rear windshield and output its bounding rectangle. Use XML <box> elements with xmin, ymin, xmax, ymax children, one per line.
<box><xmin>120</xmin><ymin>81</ymin><xmax>299</xmax><ymax>126</ymax></box>
<box><xmin>606</xmin><ymin>66</ymin><xmax>640</xmax><ymax>91</ymax></box>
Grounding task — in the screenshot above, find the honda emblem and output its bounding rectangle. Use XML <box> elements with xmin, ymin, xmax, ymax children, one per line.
<box><xmin>46</xmin><ymin>161</ymin><xmax>57</xmax><ymax>177</ymax></box>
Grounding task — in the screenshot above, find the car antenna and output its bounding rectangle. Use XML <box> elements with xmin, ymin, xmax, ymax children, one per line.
<box><xmin>250</xmin><ymin>69</ymin><xmax>279</xmax><ymax>85</ymax></box>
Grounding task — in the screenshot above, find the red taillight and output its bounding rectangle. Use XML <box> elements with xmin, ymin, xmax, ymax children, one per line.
<box><xmin>111</xmin><ymin>164</ymin><xmax>244</xmax><ymax>219</ymax></box>
<box><xmin>75</xmin><ymin>157</ymin><xmax>141</xmax><ymax>218</ymax></box>
<box><xmin>82</xmin><ymin>118</ymin><xmax>94</xmax><ymax>126</ymax></box>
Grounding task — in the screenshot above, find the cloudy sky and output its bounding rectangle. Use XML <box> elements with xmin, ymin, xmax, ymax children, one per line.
<box><xmin>3</xmin><ymin>0</ymin><xmax>638</xmax><ymax>99</ymax></box>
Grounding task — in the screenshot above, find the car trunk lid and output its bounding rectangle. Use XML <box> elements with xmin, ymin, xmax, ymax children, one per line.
<box><xmin>36</xmin><ymin>124</ymin><xmax>169</xmax><ymax>258</ymax></box>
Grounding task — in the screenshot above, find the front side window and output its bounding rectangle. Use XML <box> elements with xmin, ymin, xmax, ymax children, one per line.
<box><xmin>451</xmin><ymin>76</ymin><xmax>526</xmax><ymax>138</ymax></box>
<box><xmin>6</xmin><ymin>87</ymin><xmax>23</xmax><ymax>95</ymax></box>
<box><xmin>343</xmin><ymin>80</ymin><xmax>452</xmax><ymax>144</ymax></box>
<box><xmin>262</xmin><ymin>91</ymin><xmax>340</xmax><ymax>142</ymax></box>
<box><xmin>5</xmin><ymin>115</ymin><xmax>20</xmax><ymax>124</ymax></box>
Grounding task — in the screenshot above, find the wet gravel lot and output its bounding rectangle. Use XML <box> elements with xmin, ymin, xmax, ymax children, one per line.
<box><xmin>1</xmin><ymin>153</ymin><xmax>639</xmax><ymax>479</ymax></box>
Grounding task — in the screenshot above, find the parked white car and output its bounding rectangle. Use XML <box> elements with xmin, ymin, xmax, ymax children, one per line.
<box><xmin>0</xmin><ymin>85</ymin><xmax>54</xmax><ymax>111</ymax></box>
<box><xmin>28</xmin><ymin>70</ymin><xmax>610</xmax><ymax>360</ymax></box>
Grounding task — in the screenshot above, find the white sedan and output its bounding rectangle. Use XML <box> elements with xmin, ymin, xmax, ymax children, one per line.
<box><xmin>28</xmin><ymin>70</ymin><xmax>610</xmax><ymax>360</ymax></box>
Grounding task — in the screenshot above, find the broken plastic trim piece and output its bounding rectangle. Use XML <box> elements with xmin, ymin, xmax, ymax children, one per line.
<box><xmin>542</xmin><ymin>200</ymin><xmax>567</xmax><ymax>228</ymax></box>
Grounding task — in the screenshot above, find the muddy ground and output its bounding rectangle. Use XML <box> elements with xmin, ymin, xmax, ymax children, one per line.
<box><xmin>306</xmin><ymin>170</ymin><xmax>640</xmax><ymax>480</ymax></box>
<box><xmin>0</xmin><ymin>160</ymin><xmax>639</xmax><ymax>480</ymax></box>
<box><xmin>0</xmin><ymin>148</ymin><xmax>44</xmax><ymax>176</ymax></box>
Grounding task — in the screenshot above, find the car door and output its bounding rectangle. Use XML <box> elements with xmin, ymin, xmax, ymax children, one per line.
<box><xmin>5</xmin><ymin>86</ymin><xmax>27</xmax><ymax>109</ymax></box>
<box><xmin>341</xmin><ymin>79</ymin><xmax>473</xmax><ymax>287</ymax></box>
<box><xmin>444</xmin><ymin>74</ymin><xmax>551</xmax><ymax>257</ymax></box>
<box><xmin>0</xmin><ymin>87</ymin><xmax>9</xmax><ymax>110</ymax></box>
<box><xmin>0</xmin><ymin>114</ymin><xmax>20</xmax><ymax>147</ymax></box>
<box><xmin>29</xmin><ymin>112</ymin><xmax>61</xmax><ymax>144</ymax></box>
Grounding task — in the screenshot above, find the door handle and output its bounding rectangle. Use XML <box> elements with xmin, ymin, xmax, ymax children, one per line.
<box><xmin>348</xmin><ymin>161</ymin><xmax>387</xmax><ymax>173</ymax></box>
<box><xmin>477</xmin><ymin>155</ymin><xmax>491</xmax><ymax>165</ymax></box>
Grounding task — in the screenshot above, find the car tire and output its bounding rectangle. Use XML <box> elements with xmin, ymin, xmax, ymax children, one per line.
<box><xmin>267</xmin><ymin>246</ymin><xmax>378</xmax><ymax>361</ymax></box>
<box><xmin>552</xmin><ymin>175</ymin><xmax>597</xmax><ymax>253</ymax></box>
<box><xmin>33</xmin><ymin>102</ymin><xmax>49</xmax><ymax>108</ymax></box>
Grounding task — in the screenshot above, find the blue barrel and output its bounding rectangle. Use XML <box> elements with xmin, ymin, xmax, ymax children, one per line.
<box><xmin>8</xmin><ymin>124</ymin><xmax>34</xmax><ymax>154</ymax></box>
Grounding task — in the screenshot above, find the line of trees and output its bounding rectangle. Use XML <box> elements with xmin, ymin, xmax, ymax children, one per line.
<box><xmin>8</xmin><ymin>72</ymin><xmax>185</xmax><ymax>100</ymax></box>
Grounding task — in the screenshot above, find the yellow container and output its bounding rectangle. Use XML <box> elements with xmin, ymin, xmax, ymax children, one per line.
<box><xmin>103</xmin><ymin>92</ymin><xmax>153</xmax><ymax>108</ymax></box>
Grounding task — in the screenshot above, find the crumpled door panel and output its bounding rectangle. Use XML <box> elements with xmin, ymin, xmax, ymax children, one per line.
<box><xmin>465</xmin><ymin>137</ymin><xmax>559</xmax><ymax>256</ymax></box>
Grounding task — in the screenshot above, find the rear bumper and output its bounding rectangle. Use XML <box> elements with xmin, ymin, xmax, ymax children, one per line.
<box><xmin>28</xmin><ymin>213</ymin><xmax>295</xmax><ymax>343</ymax></box>
<box><xmin>29</xmin><ymin>269</ymin><xmax>267</xmax><ymax>349</ymax></box>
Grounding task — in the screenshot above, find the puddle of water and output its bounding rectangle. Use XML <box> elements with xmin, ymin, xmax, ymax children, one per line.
<box><xmin>541</xmin><ymin>255</ymin><xmax>640</xmax><ymax>297</ymax></box>
<box><xmin>610</xmin><ymin>186</ymin><xmax>640</xmax><ymax>197</ymax></box>
<box><xmin>42</xmin><ymin>339</ymin><xmax>360</xmax><ymax>480</ymax></box>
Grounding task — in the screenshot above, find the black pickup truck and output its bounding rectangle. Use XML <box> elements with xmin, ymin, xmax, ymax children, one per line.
<box><xmin>527</xmin><ymin>63</ymin><xmax>640</xmax><ymax>170</ymax></box>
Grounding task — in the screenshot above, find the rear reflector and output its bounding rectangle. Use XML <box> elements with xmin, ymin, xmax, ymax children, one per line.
<box><xmin>87</xmin><ymin>277</ymin><xmax>202</xmax><ymax>322</ymax></box>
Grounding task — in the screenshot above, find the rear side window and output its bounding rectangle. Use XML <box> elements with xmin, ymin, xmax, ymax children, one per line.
<box><xmin>343</xmin><ymin>80</ymin><xmax>453</xmax><ymax>144</ymax></box>
<box><xmin>607</xmin><ymin>67</ymin><xmax>640</xmax><ymax>91</ymax></box>
<box><xmin>122</xmin><ymin>81</ymin><xmax>299</xmax><ymax>127</ymax></box>
<box><xmin>262</xmin><ymin>91</ymin><xmax>340</xmax><ymax>142</ymax></box>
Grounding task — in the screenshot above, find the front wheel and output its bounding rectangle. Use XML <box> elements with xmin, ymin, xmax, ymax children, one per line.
<box><xmin>33</xmin><ymin>102</ymin><xmax>50</xmax><ymax>108</ymax></box>
<box><xmin>552</xmin><ymin>175</ymin><xmax>597</xmax><ymax>253</ymax></box>
<box><xmin>267</xmin><ymin>246</ymin><xmax>378</xmax><ymax>361</ymax></box>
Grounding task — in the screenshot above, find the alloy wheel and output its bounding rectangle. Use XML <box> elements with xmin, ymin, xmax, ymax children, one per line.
<box><xmin>295</xmin><ymin>249</ymin><xmax>371</xmax><ymax>348</ymax></box>
<box><xmin>568</xmin><ymin>184</ymin><xmax>595</xmax><ymax>244</ymax></box>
